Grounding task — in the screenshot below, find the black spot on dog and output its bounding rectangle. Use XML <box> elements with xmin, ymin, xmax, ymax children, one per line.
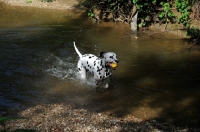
<box><xmin>106</xmin><ymin>72</ymin><xmax>110</xmax><ymax>76</ymax></box>
<box><xmin>100</xmin><ymin>60</ymin><xmax>102</xmax><ymax>65</ymax></box>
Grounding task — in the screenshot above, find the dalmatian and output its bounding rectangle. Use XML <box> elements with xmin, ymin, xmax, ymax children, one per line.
<box><xmin>73</xmin><ymin>42</ymin><xmax>119</xmax><ymax>88</ymax></box>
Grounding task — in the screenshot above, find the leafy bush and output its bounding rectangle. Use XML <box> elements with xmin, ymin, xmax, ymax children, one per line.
<box><xmin>175</xmin><ymin>0</ymin><xmax>191</xmax><ymax>27</ymax></box>
<box><xmin>88</xmin><ymin>0</ymin><xmax>197</xmax><ymax>28</ymax></box>
<box><xmin>159</xmin><ymin>2</ymin><xmax>176</xmax><ymax>23</ymax></box>
<box><xmin>132</xmin><ymin>0</ymin><xmax>159</xmax><ymax>27</ymax></box>
<box><xmin>187</xmin><ymin>27</ymin><xmax>200</xmax><ymax>38</ymax></box>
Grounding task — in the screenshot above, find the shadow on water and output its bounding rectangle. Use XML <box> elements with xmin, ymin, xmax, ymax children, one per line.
<box><xmin>0</xmin><ymin>2</ymin><xmax>200</xmax><ymax>129</ymax></box>
<box><xmin>105</xmin><ymin>54</ymin><xmax>200</xmax><ymax>127</ymax></box>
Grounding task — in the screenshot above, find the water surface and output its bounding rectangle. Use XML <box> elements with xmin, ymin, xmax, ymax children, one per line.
<box><xmin>0</xmin><ymin>3</ymin><xmax>200</xmax><ymax>128</ymax></box>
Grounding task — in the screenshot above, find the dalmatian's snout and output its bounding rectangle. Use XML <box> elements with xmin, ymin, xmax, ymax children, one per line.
<box><xmin>115</xmin><ymin>60</ymin><xmax>119</xmax><ymax>63</ymax></box>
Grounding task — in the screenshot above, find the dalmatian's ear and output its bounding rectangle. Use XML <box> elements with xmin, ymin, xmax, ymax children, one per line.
<box><xmin>100</xmin><ymin>52</ymin><xmax>106</xmax><ymax>57</ymax></box>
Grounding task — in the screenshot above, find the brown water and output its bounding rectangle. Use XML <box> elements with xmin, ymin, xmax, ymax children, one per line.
<box><xmin>0</xmin><ymin>3</ymin><xmax>200</xmax><ymax>128</ymax></box>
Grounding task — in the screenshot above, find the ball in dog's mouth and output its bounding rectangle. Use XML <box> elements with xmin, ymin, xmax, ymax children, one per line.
<box><xmin>109</xmin><ymin>63</ymin><xmax>118</xmax><ymax>70</ymax></box>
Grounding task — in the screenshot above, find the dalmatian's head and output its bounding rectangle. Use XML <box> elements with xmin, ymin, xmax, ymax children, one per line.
<box><xmin>100</xmin><ymin>52</ymin><xmax>119</xmax><ymax>70</ymax></box>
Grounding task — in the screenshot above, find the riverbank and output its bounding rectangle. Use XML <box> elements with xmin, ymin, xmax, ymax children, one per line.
<box><xmin>1</xmin><ymin>0</ymin><xmax>199</xmax><ymax>38</ymax></box>
<box><xmin>1</xmin><ymin>104</ymin><xmax>199</xmax><ymax>131</ymax></box>
<box><xmin>0</xmin><ymin>0</ymin><xmax>80</xmax><ymax>10</ymax></box>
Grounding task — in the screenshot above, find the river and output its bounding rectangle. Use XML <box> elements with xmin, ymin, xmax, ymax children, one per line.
<box><xmin>0</xmin><ymin>3</ymin><xmax>200</xmax><ymax>128</ymax></box>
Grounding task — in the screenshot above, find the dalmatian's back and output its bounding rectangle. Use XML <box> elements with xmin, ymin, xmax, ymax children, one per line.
<box><xmin>78</xmin><ymin>54</ymin><xmax>107</xmax><ymax>80</ymax></box>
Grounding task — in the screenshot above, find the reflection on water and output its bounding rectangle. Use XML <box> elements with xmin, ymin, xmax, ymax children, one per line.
<box><xmin>0</xmin><ymin>3</ymin><xmax>200</xmax><ymax>128</ymax></box>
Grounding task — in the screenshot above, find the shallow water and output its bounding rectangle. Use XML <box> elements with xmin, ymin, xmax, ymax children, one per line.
<box><xmin>0</xmin><ymin>3</ymin><xmax>200</xmax><ymax>127</ymax></box>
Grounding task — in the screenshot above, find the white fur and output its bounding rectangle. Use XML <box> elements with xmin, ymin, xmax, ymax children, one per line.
<box><xmin>73</xmin><ymin>42</ymin><xmax>119</xmax><ymax>88</ymax></box>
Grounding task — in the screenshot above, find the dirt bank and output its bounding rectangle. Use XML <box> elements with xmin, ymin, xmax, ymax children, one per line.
<box><xmin>0</xmin><ymin>0</ymin><xmax>82</xmax><ymax>10</ymax></box>
<box><xmin>1</xmin><ymin>0</ymin><xmax>199</xmax><ymax>38</ymax></box>
<box><xmin>1</xmin><ymin>104</ymin><xmax>199</xmax><ymax>131</ymax></box>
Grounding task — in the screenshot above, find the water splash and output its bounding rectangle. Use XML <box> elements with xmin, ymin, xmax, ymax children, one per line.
<box><xmin>44</xmin><ymin>54</ymin><xmax>77</xmax><ymax>81</ymax></box>
<box><xmin>44</xmin><ymin>54</ymin><xmax>98</xmax><ymax>87</ymax></box>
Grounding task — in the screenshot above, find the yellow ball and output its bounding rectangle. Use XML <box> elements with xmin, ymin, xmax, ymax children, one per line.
<box><xmin>110</xmin><ymin>63</ymin><xmax>117</xmax><ymax>68</ymax></box>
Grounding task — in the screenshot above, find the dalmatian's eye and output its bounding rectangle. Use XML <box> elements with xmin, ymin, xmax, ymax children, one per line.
<box><xmin>110</xmin><ymin>56</ymin><xmax>114</xmax><ymax>59</ymax></box>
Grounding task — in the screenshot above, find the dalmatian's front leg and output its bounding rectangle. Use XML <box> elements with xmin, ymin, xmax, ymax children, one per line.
<box><xmin>94</xmin><ymin>79</ymin><xmax>108</xmax><ymax>88</ymax></box>
<box><xmin>103</xmin><ymin>78</ymin><xmax>109</xmax><ymax>88</ymax></box>
<box><xmin>94</xmin><ymin>80</ymin><xmax>99</xmax><ymax>87</ymax></box>
<box><xmin>103</xmin><ymin>68</ymin><xmax>111</xmax><ymax>88</ymax></box>
<box><xmin>104</xmin><ymin>83</ymin><xmax>109</xmax><ymax>88</ymax></box>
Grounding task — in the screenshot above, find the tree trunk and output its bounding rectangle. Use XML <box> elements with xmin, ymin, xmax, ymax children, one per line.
<box><xmin>130</xmin><ymin>11</ymin><xmax>138</xmax><ymax>33</ymax></box>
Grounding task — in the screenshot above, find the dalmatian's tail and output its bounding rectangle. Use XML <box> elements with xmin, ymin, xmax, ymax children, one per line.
<box><xmin>73</xmin><ymin>41</ymin><xmax>82</xmax><ymax>58</ymax></box>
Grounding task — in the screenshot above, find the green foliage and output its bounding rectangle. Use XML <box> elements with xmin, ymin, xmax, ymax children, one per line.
<box><xmin>132</xmin><ymin>0</ymin><xmax>158</xmax><ymax>26</ymax></box>
<box><xmin>159</xmin><ymin>2</ymin><xmax>176</xmax><ymax>23</ymax></box>
<box><xmin>88</xmin><ymin>5</ymin><xmax>95</xmax><ymax>17</ymax></box>
<box><xmin>0</xmin><ymin>116</ymin><xmax>17</xmax><ymax>131</ymax></box>
<box><xmin>187</xmin><ymin>27</ymin><xmax>200</xmax><ymax>38</ymax></box>
<box><xmin>26</xmin><ymin>0</ymin><xmax>32</xmax><ymax>4</ymax></box>
<box><xmin>87</xmin><ymin>5</ymin><xmax>98</xmax><ymax>22</ymax></box>
<box><xmin>88</xmin><ymin>0</ymin><xmax>196</xmax><ymax>28</ymax></box>
<box><xmin>132</xmin><ymin>0</ymin><xmax>193</xmax><ymax>26</ymax></box>
<box><xmin>0</xmin><ymin>116</ymin><xmax>14</xmax><ymax>123</ymax></box>
<box><xmin>187</xmin><ymin>27</ymin><xmax>200</xmax><ymax>46</ymax></box>
<box><xmin>88</xmin><ymin>12</ymin><xmax>94</xmax><ymax>17</ymax></box>
<box><xmin>175</xmin><ymin>0</ymin><xmax>191</xmax><ymax>27</ymax></box>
